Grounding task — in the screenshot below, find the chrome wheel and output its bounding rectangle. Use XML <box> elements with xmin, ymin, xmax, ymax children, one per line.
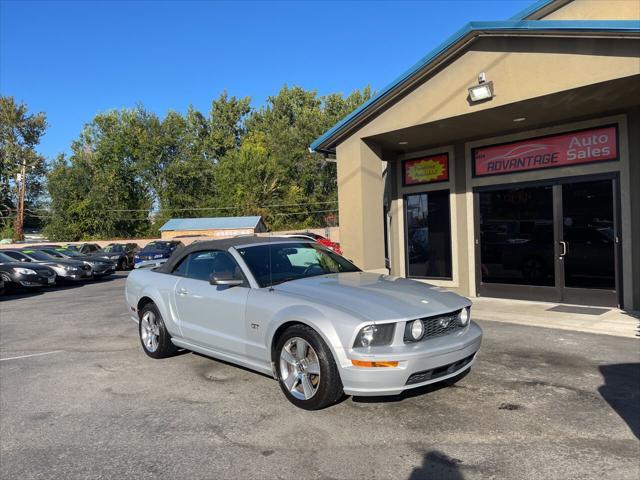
<box><xmin>279</xmin><ymin>337</ymin><xmax>321</xmax><ymax>400</ymax></box>
<box><xmin>140</xmin><ymin>310</ymin><xmax>160</xmax><ymax>352</ymax></box>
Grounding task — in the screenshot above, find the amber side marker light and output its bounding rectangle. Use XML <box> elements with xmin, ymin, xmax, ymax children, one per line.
<box><xmin>352</xmin><ymin>360</ymin><xmax>399</xmax><ymax>368</ymax></box>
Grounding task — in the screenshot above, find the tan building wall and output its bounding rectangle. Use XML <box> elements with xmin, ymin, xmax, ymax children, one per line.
<box><xmin>540</xmin><ymin>0</ymin><xmax>640</xmax><ymax>20</ymax></box>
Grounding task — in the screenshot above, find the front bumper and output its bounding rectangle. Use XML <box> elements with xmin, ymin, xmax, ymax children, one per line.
<box><xmin>91</xmin><ymin>264</ymin><xmax>116</xmax><ymax>276</ymax></box>
<box><xmin>340</xmin><ymin>321</ymin><xmax>482</xmax><ymax>396</ymax></box>
<box><xmin>56</xmin><ymin>270</ymin><xmax>93</xmax><ymax>281</ymax></box>
<box><xmin>17</xmin><ymin>274</ymin><xmax>56</xmax><ymax>287</ymax></box>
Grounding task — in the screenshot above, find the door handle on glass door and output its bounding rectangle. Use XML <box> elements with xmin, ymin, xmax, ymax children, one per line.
<box><xmin>177</xmin><ymin>288</ymin><xmax>188</xmax><ymax>296</ymax></box>
<box><xmin>559</xmin><ymin>241</ymin><xmax>567</xmax><ymax>257</ymax></box>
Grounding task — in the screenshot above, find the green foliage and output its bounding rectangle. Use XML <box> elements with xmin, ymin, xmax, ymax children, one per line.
<box><xmin>44</xmin><ymin>85</ymin><xmax>372</xmax><ymax>240</ymax></box>
<box><xmin>0</xmin><ymin>96</ymin><xmax>48</xmax><ymax>239</ymax></box>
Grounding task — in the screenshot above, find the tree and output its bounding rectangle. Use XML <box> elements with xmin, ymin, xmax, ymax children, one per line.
<box><xmin>45</xmin><ymin>108</ymin><xmax>154</xmax><ymax>240</ymax></box>
<box><xmin>246</xmin><ymin>85</ymin><xmax>372</xmax><ymax>227</ymax></box>
<box><xmin>43</xmin><ymin>85</ymin><xmax>373</xmax><ymax>240</ymax></box>
<box><xmin>0</xmin><ymin>96</ymin><xmax>47</xmax><ymax>240</ymax></box>
<box><xmin>205</xmin><ymin>91</ymin><xmax>251</xmax><ymax>162</ymax></box>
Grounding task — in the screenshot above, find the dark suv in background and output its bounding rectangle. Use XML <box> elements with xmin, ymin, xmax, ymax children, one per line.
<box><xmin>92</xmin><ymin>243</ymin><xmax>139</xmax><ymax>270</ymax></box>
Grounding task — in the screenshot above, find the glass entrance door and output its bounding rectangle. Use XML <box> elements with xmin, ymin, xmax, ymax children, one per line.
<box><xmin>560</xmin><ymin>179</ymin><xmax>617</xmax><ymax>305</ymax></box>
<box><xmin>476</xmin><ymin>176</ymin><xmax>619</xmax><ymax>306</ymax></box>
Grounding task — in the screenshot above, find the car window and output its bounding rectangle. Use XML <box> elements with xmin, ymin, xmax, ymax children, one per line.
<box><xmin>174</xmin><ymin>250</ymin><xmax>243</xmax><ymax>283</ymax></box>
<box><xmin>43</xmin><ymin>249</ymin><xmax>64</xmax><ymax>258</ymax></box>
<box><xmin>0</xmin><ymin>252</ymin><xmax>16</xmax><ymax>263</ymax></box>
<box><xmin>4</xmin><ymin>251</ymin><xmax>30</xmax><ymax>262</ymax></box>
<box><xmin>172</xmin><ymin>256</ymin><xmax>189</xmax><ymax>277</ymax></box>
<box><xmin>237</xmin><ymin>242</ymin><xmax>359</xmax><ymax>288</ymax></box>
<box><xmin>21</xmin><ymin>250</ymin><xmax>54</xmax><ymax>261</ymax></box>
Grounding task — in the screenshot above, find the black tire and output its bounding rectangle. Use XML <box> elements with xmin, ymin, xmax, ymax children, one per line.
<box><xmin>139</xmin><ymin>302</ymin><xmax>178</xmax><ymax>359</ymax></box>
<box><xmin>274</xmin><ymin>324</ymin><xmax>344</xmax><ymax>410</ymax></box>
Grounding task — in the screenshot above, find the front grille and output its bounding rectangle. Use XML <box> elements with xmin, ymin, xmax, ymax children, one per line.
<box><xmin>41</xmin><ymin>270</ymin><xmax>54</xmax><ymax>277</ymax></box>
<box><xmin>405</xmin><ymin>354</ymin><xmax>475</xmax><ymax>385</ymax></box>
<box><xmin>404</xmin><ymin>310</ymin><xmax>464</xmax><ymax>343</ymax></box>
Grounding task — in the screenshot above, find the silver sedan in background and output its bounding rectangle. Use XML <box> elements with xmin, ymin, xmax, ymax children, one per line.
<box><xmin>125</xmin><ymin>237</ymin><xmax>482</xmax><ymax>410</ymax></box>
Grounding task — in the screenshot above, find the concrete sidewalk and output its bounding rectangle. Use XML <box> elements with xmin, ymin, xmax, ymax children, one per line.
<box><xmin>471</xmin><ymin>296</ymin><xmax>640</xmax><ymax>339</ymax></box>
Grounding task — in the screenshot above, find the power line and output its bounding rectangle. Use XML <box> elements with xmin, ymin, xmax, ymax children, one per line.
<box><xmin>2</xmin><ymin>208</ymin><xmax>339</xmax><ymax>222</ymax></box>
<box><xmin>25</xmin><ymin>200</ymin><xmax>338</xmax><ymax>213</ymax></box>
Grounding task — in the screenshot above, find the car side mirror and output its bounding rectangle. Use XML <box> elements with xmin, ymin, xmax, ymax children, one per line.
<box><xmin>209</xmin><ymin>273</ymin><xmax>243</xmax><ymax>287</ymax></box>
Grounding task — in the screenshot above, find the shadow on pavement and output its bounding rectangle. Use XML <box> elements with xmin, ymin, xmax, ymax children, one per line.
<box><xmin>598</xmin><ymin>363</ymin><xmax>640</xmax><ymax>439</ymax></box>
<box><xmin>407</xmin><ymin>451</ymin><xmax>465</xmax><ymax>480</ymax></box>
<box><xmin>351</xmin><ymin>368</ymin><xmax>470</xmax><ymax>404</ymax></box>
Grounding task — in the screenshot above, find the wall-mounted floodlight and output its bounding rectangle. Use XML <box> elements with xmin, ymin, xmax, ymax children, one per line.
<box><xmin>468</xmin><ymin>72</ymin><xmax>494</xmax><ymax>103</ymax></box>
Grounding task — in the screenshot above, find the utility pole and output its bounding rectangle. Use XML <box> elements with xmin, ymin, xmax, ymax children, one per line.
<box><xmin>14</xmin><ymin>160</ymin><xmax>27</xmax><ymax>241</ymax></box>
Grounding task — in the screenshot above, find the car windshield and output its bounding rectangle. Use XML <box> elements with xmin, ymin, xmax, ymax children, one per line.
<box><xmin>103</xmin><ymin>244</ymin><xmax>124</xmax><ymax>253</ymax></box>
<box><xmin>56</xmin><ymin>248</ymin><xmax>82</xmax><ymax>257</ymax></box>
<box><xmin>42</xmin><ymin>249</ymin><xmax>65</xmax><ymax>258</ymax></box>
<box><xmin>20</xmin><ymin>250</ymin><xmax>56</xmax><ymax>261</ymax></box>
<box><xmin>65</xmin><ymin>245</ymin><xmax>81</xmax><ymax>251</ymax></box>
<box><xmin>142</xmin><ymin>242</ymin><xmax>174</xmax><ymax>252</ymax></box>
<box><xmin>236</xmin><ymin>242</ymin><xmax>359</xmax><ymax>288</ymax></box>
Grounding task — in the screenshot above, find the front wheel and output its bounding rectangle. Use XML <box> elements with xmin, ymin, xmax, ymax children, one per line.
<box><xmin>275</xmin><ymin>324</ymin><xmax>343</xmax><ymax>410</ymax></box>
<box><xmin>139</xmin><ymin>303</ymin><xmax>177</xmax><ymax>359</ymax></box>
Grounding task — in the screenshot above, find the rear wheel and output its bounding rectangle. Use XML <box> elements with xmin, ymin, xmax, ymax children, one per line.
<box><xmin>139</xmin><ymin>303</ymin><xmax>177</xmax><ymax>359</ymax></box>
<box><xmin>275</xmin><ymin>324</ymin><xmax>343</xmax><ymax>410</ymax></box>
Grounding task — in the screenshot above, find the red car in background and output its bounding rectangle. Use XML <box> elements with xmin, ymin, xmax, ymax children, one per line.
<box><xmin>283</xmin><ymin>232</ymin><xmax>342</xmax><ymax>255</ymax></box>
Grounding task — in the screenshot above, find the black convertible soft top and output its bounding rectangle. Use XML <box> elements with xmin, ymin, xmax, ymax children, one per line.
<box><xmin>157</xmin><ymin>236</ymin><xmax>308</xmax><ymax>273</ymax></box>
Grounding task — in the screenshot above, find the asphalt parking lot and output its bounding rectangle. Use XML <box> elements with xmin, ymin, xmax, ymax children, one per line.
<box><xmin>1</xmin><ymin>273</ymin><xmax>638</xmax><ymax>480</ymax></box>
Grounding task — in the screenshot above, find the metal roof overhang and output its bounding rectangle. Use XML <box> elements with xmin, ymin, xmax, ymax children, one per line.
<box><xmin>310</xmin><ymin>20</ymin><xmax>640</xmax><ymax>155</ymax></box>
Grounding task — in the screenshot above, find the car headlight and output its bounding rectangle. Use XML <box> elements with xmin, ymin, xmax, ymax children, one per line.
<box><xmin>409</xmin><ymin>319</ymin><xmax>424</xmax><ymax>341</ymax></box>
<box><xmin>61</xmin><ymin>265</ymin><xmax>76</xmax><ymax>271</ymax></box>
<box><xmin>353</xmin><ymin>324</ymin><xmax>395</xmax><ymax>348</ymax></box>
<box><xmin>458</xmin><ymin>307</ymin><xmax>470</xmax><ymax>326</ymax></box>
<box><xmin>153</xmin><ymin>254</ymin><xmax>163</xmax><ymax>259</ymax></box>
<box><xmin>14</xmin><ymin>267</ymin><xmax>37</xmax><ymax>275</ymax></box>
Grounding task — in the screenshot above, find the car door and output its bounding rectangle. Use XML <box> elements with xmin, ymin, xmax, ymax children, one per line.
<box><xmin>173</xmin><ymin>249</ymin><xmax>250</xmax><ymax>356</ymax></box>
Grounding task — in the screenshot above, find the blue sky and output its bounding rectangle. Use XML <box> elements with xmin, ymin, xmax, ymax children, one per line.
<box><xmin>1</xmin><ymin>0</ymin><xmax>531</xmax><ymax>159</ymax></box>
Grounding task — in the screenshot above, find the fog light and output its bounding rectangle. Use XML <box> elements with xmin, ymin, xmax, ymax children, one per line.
<box><xmin>458</xmin><ymin>307</ymin><xmax>470</xmax><ymax>326</ymax></box>
<box><xmin>410</xmin><ymin>319</ymin><xmax>424</xmax><ymax>341</ymax></box>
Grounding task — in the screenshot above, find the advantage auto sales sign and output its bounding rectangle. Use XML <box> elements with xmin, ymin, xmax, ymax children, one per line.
<box><xmin>473</xmin><ymin>125</ymin><xmax>618</xmax><ymax>177</ymax></box>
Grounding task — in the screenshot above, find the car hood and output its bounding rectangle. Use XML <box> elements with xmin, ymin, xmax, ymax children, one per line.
<box><xmin>33</xmin><ymin>259</ymin><xmax>86</xmax><ymax>268</ymax></box>
<box><xmin>72</xmin><ymin>255</ymin><xmax>111</xmax><ymax>263</ymax></box>
<box><xmin>97</xmin><ymin>252</ymin><xmax>122</xmax><ymax>258</ymax></box>
<box><xmin>0</xmin><ymin>262</ymin><xmax>55</xmax><ymax>273</ymax></box>
<box><xmin>273</xmin><ymin>272</ymin><xmax>470</xmax><ymax>322</ymax></box>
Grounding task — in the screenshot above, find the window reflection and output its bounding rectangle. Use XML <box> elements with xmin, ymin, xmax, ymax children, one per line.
<box><xmin>405</xmin><ymin>190</ymin><xmax>452</xmax><ymax>279</ymax></box>
<box><xmin>479</xmin><ymin>186</ymin><xmax>555</xmax><ymax>286</ymax></box>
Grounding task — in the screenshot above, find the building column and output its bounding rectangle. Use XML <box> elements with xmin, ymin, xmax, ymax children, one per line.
<box><xmin>336</xmin><ymin>138</ymin><xmax>386</xmax><ymax>271</ymax></box>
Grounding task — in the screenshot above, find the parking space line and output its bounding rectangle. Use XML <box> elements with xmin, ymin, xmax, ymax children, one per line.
<box><xmin>0</xmin><ymin>350</ymin><xmax>65</xmax><ymax>362</ymax></box>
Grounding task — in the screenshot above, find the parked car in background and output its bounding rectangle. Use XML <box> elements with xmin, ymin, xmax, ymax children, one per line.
<box><xmin>0</xmin><ymin>251</ymin><xmax>57</xmax><ymax>289</ymax></box>
<box><xmin>282</xmin><ymin>232</ymin><xmax>342</xmax><ymax>255</ymax></box>
<box><xmin>125</xmin><ymin>237</ymin><xmax>481</xmax><ymax>410</ymax></box>
<box><xmin>90</xmin><ymin>243</ymin><xmax>139</xmax><ymax>270</ymax></box>
<box><xmin>65</xmin><ymin>243</ymin><xmax>102</xmax><ymax>255</ymax></box>
<box><xmin>1</xmin><ymin>249</ymin><xmax>92</xmax><ymax>282</ymax></box>
<box><xmin>35</xmin><ymin>247</ymin><xmax>116</xmax><ymax>278</ymax></box>
<box><xmin>134</xmin><ymin>241</ymin><xmax>183</xmax><ymax>269</ymax></box>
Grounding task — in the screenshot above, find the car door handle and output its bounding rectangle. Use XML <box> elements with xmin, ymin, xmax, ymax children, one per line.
<box><xmin>177</xmin><ymin>288</ymin><xmax>188</xmax><ymax>296</ymax></box>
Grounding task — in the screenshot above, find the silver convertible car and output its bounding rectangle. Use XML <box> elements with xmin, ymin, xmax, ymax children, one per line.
<box><xmin>125</xmin><ymin>237</ymin><xmax>482</xmax><ymax>410</ymax></box>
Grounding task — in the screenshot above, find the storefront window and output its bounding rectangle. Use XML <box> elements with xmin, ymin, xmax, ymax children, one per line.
<box><xmin>404</xmin><ymin>190</ymin><xmax>452</xmax><ymax>279</ymax></box>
